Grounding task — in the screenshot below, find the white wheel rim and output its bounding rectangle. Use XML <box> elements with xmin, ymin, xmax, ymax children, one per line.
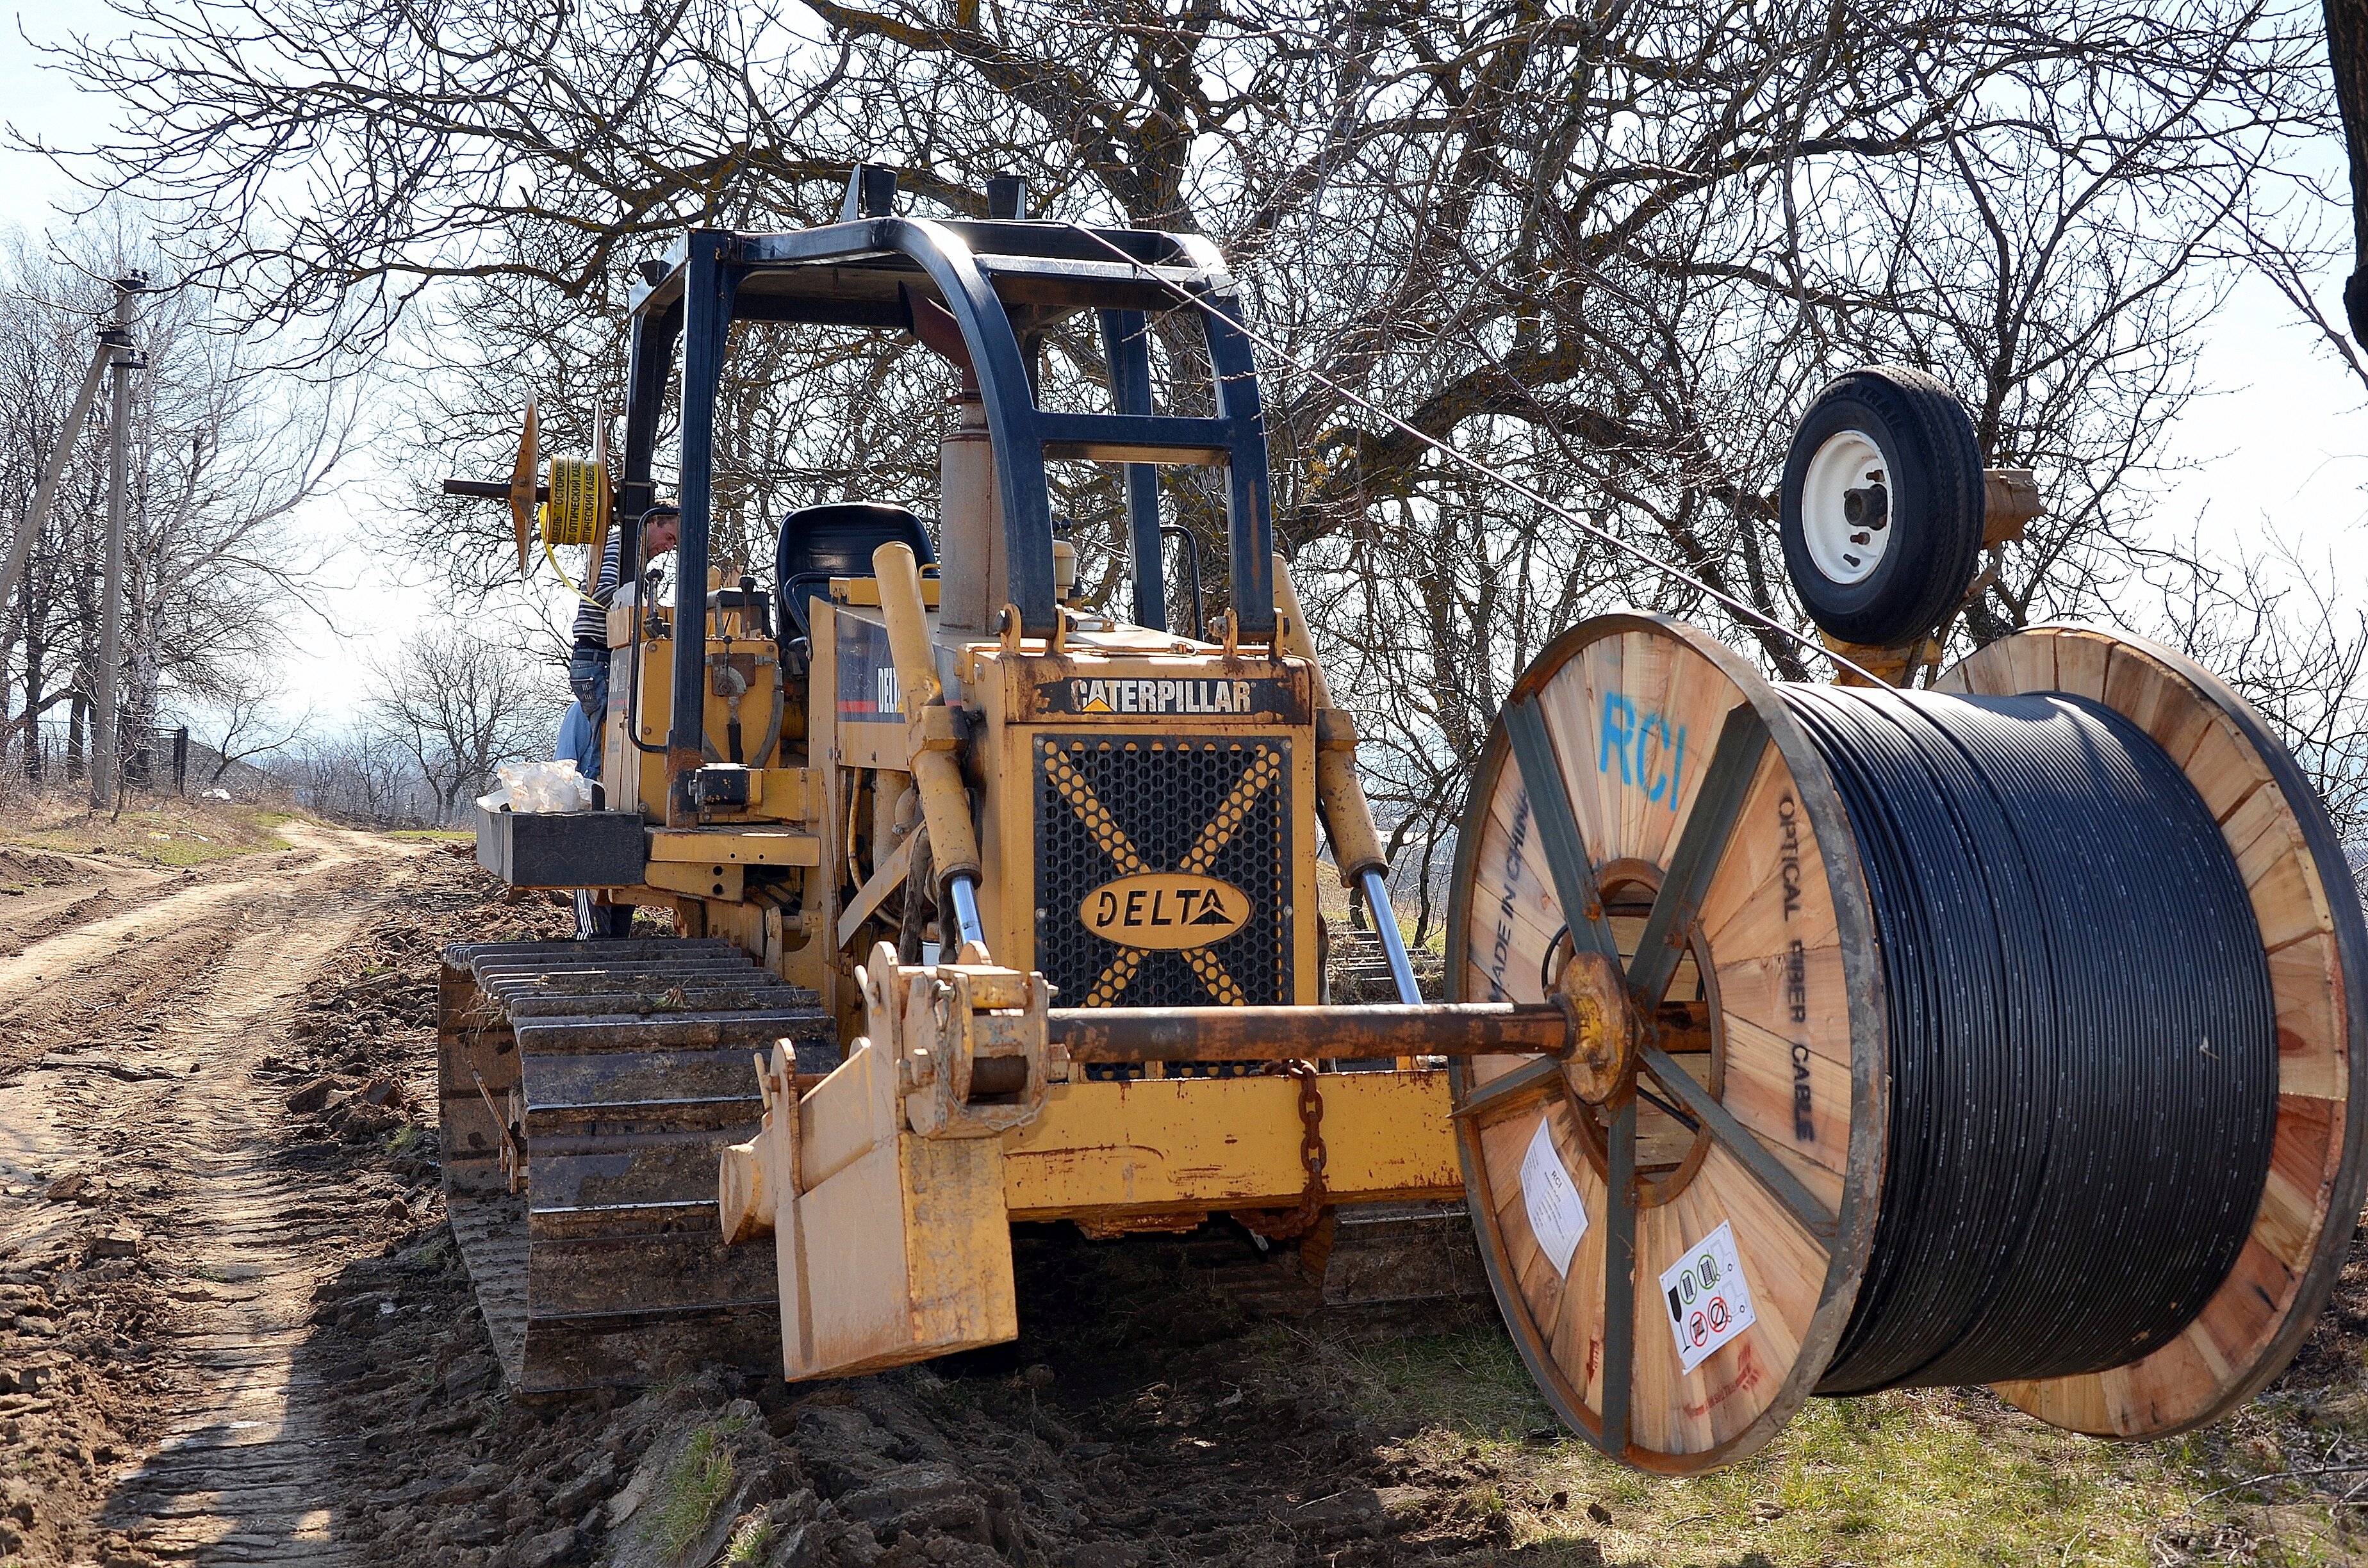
<box><xmin>1800</xmin><ymin>429</ymin><xmax>1891</xmax><ymax>585</ymax></box>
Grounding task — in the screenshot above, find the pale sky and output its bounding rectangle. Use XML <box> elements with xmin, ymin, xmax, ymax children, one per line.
<box><xmin>1</xmin><ymin>1</ymin><xmax>447</xmax><ymax>721</ymax></box>
<box><xmin>3</xmin><ymin>8</ymin><xmax>2363</xmax><ymax>740</ymax></box>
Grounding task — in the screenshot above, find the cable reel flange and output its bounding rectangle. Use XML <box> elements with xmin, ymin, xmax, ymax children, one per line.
<box><xmin>1445</xmin><ymin>613</ymin><xmax>2368</xmax><ymax>1472</ymax></box>
<box><xmin>1444</xmin><ymin>614</ymin><xmax>1889</xmax><ymax>1472</ymax></box>
<box><xmin>1936</xmin><ymin>625</ymin><xmax>2368</xmax><ymax>1440</ymax></box>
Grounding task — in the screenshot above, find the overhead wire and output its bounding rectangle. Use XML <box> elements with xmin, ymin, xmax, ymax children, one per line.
<box><xmin>1058</xmin><ymin>223</ymin><xmax>1886</xmax><ymax>686</ymax></box>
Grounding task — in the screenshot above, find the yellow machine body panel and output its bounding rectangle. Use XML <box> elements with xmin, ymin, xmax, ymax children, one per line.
<box><xmin>809</xmin><ymin>599</ymin><xmax>911</xmax><ymax>772</ymax></box>
<box><xmin>600</xmin><ymin>571</ymin><xmax>1465</xmax><ymax>1350</ymax></box>
<box><xmin>963</xmin><ymin>641</ymin><xmax>1324</xmax><ymax>1010</ymax></box>
<box><xmin>1003</xmin><ymin>1072</ymin><xmax>1461</xmax><ymax>1221</ymax></box>
<box><xmin>604</xmin><ymin>627</ymin><xmax>799</xmax><ymax>823</ymax></box>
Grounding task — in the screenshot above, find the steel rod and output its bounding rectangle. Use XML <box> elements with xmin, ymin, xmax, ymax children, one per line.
<box><xmin>1050</xmin><ymin>1001</ymin><xmax>1570</xmax><ymax>1063</ymax></box>
<box><xmin>1360</xmin><ymin>867</ymin><xmax>1424</xmax><ymax>1005</ymax></box>
<box><xmin>1047</xmin><ymin>999</ymin><xmax>1711</xmax><ymax>1064</ymax></box>
<box><xmin>443</xmin><ymin>478</ymin><xmax>551</xmax><ymax>502</ymax></box>
<box><xmin>946</xmin><ymin>875</ymin><xmax>987</xmax><ymax>952</ymax></box>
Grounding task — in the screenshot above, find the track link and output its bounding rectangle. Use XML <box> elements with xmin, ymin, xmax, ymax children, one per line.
<box><xmin>436</xmin><ymin>938</ymin><xmax>838</xmax><ymax>1392</ymax></box>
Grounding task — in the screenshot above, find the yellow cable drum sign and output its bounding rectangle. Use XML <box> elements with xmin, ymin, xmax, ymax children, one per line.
<box><xmin>536</xmin><ymin>455</ymin><xmax>611</xmax><ymax>603</ymax></box>
<box><xmin>543</xmin><ymin>455</ymin><xmax>609</xmax><ymax>548</ymax></box>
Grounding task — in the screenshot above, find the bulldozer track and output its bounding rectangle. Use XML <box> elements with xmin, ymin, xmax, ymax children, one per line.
<box><xmin>435</xmin><ymin>938</ymin><xmax>839</xmax><ymax>1392</ymax></box>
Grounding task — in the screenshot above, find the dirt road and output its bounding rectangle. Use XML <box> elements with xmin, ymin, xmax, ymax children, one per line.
<box><xmin>0</xmin><ymin>829</ymin><xmax>1529</xmax><ymax>1568</ymax></box>
<box><xmin>0</xmin><ymin>825</ymin><xmax>445</xmax><ymax>1564</ymax></box>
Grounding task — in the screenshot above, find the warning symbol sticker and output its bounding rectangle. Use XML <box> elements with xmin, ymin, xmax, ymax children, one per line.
<box><xmin>1657</xmin><ymin>1220</ymin><xmax>1757</xmax><ymax>1374</ymax></box>
<box><xmin>1518</xmin><ymin>1116</ymin><xmax>1589</xmax><ymax>1278</ymax></box>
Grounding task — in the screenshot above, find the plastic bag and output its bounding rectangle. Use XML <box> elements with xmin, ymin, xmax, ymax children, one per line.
<box><xmin>490</xmin><ymin>759</ymin><xmax>595</xmax><ymax>814</ymax></box>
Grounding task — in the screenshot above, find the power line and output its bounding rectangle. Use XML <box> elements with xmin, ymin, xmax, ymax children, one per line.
<box><xmin>1060</xmin><ymin>223</ymin><xmax>1880</xmax><ymax>685</ymax></box>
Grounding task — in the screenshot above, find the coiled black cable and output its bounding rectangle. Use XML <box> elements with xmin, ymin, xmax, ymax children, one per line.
<box><xmin>1776</xmin><ymin>685</ymin><xmax>2278</xmax><ymax>1393</ymax></box>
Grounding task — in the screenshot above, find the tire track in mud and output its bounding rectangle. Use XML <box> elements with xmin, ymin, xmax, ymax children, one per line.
<box><xmin>0</xmin><ymin>837</ymin><xmax>1554</xmax><ymax>1568</ymax></box>
<box><xmin>0</xmin><ymin>826</ymin><xmax>418</xmax><ymax>1565</ymax></box>
<box><xmin>0</xmin><ymin>847</ymin><xmax>332</xmax><ymax>1051</ymax></box>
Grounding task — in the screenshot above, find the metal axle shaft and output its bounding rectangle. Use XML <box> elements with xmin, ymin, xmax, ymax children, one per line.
<box><xmin>1046</xmin><ymin>999</ymin><xmax>1711</xmax><ymax>1065</ymax></box>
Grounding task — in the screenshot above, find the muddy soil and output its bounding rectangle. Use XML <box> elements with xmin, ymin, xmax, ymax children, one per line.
<box><xmin>0</xmin><ymin>837</ymin><xmax>1538</xmax><ymax>1568</ymax></box>
<box><xmin>6</xmin><ymin>835</ymin><xmax>2362</xmax><ymax>1568</ymax></box>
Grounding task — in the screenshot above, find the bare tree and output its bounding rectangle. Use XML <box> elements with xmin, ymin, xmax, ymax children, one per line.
<box><xmin>0</xmin><ymin>220</ymin><xmax>350</xmax><ymax>784</ymax></box>
<box><xmin>278</xmin><ymin>725</ymin><xmax>436</xmax><ymax>826</ymax></box>
<box><xmin>30</xmin><ymin>1</ymin><xmax>2348</xmax><ymax>906</ymax></box>
<box><xmin>2145</xmin><ymin>528</ymin><xmax>2368</xmax><ymax>860</ymax></box>
<box><xmin>364</xmin><ymin>623</ymin><xmax>553</xmax><ymax>821</ymax></box>
<box><xmin>181</xmin><ymin>678</ymin><xmax>311</xmax><ymax>785</ymax></box>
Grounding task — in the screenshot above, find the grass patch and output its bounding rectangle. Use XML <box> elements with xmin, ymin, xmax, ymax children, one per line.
<box><xmin>648</xmin><ymin>1425</ymin><xmax>736</xmax><ymax>1560</ymax></box>
<box><xmin>1290</xmin><ymin>1324</ymin><xmax>2330</xmax><ymax>1567</ymax></box>
<box><xmin>0</xmin><ymin>794</ymin><xmax>299</xmax><ymax>865</ymax></box>
<box><xmin>385</xmin><ymin>828</ymin><xmax>472</xmax><ymax>842</ymax></box>
<box><xmin>1326</xmin><ymin>1321</ymin><xmax>1550</xmax><ymax>1439</ymax></box>
<box><xmin>399</xmin><ymin>1236</ymin><xmax>449</xmax><ymax>1270</ymax></box>
<box><xmin>383</xmin><ymin>1122</ymin><xmax>425</xmax><ymax>1158</ymax></box>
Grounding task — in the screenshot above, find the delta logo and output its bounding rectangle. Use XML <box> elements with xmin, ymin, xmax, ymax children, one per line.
<box><xmin>1080</xmin><ymin>872</ymin><xmax>1249</xmax><ymax>950</ymax></box>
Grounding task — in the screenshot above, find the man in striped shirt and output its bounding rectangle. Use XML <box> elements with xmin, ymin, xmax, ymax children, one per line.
<box><xmin>565</xmin><ymin>505</ymin><xmax>680</xmax><ymax>784</ymax></box>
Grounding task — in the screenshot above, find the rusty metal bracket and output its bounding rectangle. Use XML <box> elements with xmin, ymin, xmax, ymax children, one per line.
<box><xmin>885</xmin><ymin>945</ymin><xmax>1053</xmax><ymax>1139</ymax></box>
<box><xmin>472</xmin><ymin>1068</ymin><xmax>527</xmax><ymax>1194</ymax></box>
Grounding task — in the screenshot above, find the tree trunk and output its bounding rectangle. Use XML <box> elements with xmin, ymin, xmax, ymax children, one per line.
<box><xmin>20</xmin><ymin>621</ymin><xmax>43</xmax><ymax>784</ymax></box>
<box><xmin>70</xmin><ymin>557</ymin><xmax>94</xmax><ymax>787</ymax></box>
<box><xmin>2328</xmin><ymin>0</ymin><xmax>2368</xmax><ymax>343</ymax></box>
<box><xmin>124</xmin><ymin>556</ymin><xmax>161</xmax><ymax>792</ymax></box>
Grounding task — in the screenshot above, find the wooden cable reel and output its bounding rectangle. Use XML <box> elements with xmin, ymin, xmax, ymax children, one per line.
<box><xmin>1445</xmin><ymin>614</ymin><xmax>2368</xmax><ymax>1471</ymax></box>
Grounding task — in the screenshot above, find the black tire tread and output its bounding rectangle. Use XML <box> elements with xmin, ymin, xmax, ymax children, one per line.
<box><xmin>1778</xmin><ymin>364</ymin><xmax>1986</xmax><ymax>648</ymax></box>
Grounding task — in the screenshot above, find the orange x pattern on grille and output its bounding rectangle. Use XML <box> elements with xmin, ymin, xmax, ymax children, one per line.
<box><xmin>1042</xmin><ymin>743</ymin><xmax>1283</xmax><ymax>1009</ymax></box>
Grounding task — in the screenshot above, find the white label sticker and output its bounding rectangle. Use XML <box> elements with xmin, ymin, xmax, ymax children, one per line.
<box><xmin>1658</xmin><ymin>1220</ymin><xmax>1757</xmax><ymax>1374</ymax></box>
<box><xmin>1518</xmin><ymin>1117</ymin><xmax>1589</xmax><ymax>1277</ymax></box>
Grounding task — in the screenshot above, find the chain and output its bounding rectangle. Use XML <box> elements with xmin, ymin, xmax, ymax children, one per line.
<box><xmin>1235</xmin><ymin>1059</ymin><xmax>1328</xmax><ymax>1241</ymax></box>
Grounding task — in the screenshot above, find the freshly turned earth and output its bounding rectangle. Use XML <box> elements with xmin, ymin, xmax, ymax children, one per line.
<box><xmin>0</xmin><ymin>838</ymin><xmax>1520</xmax><ymax>1567</ymax></box>
<box><xmin>11</xmin><ymin>826</ymin><xmax>2361</xmax><ymax>1566</ymax></box>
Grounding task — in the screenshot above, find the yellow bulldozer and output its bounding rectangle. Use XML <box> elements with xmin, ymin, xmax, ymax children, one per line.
<box><xmin>439</xmin><ymin>167</ymin><xmax>1510</xmax><ymax>1392</ymax></box>
<box><xmin>443</xmin><ymin>168</ymin><xmax>2368</xmax><ymax>1474</ymax></box>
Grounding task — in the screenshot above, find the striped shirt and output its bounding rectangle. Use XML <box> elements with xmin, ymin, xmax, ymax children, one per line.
<box><xmin>571</xmin><ymin>532</ymin><xmax>654</xmax><ymax>648</ymax></box>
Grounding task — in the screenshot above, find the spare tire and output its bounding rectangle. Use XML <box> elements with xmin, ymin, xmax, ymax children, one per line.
<box><xmin>1777</xmin><ymin>365</ymin><xmax>1986</xmax><ymax>648</ymax></box>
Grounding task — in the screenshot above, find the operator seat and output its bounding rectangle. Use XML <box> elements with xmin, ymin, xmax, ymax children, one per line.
<box><xmin>773</xmin><ymin>502</ymin><xmax>937</xmax><ymax>641</ymax></box>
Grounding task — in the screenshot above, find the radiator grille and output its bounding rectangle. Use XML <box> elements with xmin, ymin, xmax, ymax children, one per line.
<box><xmin>1034</xmin><ymin>735</ymin><xmax>1294</xmax><ymax>1033</ymax></box>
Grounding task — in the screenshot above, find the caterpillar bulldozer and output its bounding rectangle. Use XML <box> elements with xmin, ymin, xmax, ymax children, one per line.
<box><xmin>438</xmin><ymin>168</ymin><xmax>1570</xmax><ymax>1394</ymax></box>
<box><xmin>434</xmin><ymin>170</ymin><xmax>2047</xmax><ymax>1450</ymax></box>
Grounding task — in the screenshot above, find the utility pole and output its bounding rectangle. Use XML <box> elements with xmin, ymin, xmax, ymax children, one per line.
<box><xmin>90</xmin><ymin>275</ymin><xmax>144</xmax><ymax>812</ymax></box>
<box><xmin>0</xmin><ymin>290</ymin><xmax>131</xmax><ymax>694</ymax></box>
<box><xmin>2330</xmin><ymin>0</ymin><xmax>2368</xmax><ymax>343</ymax></box>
